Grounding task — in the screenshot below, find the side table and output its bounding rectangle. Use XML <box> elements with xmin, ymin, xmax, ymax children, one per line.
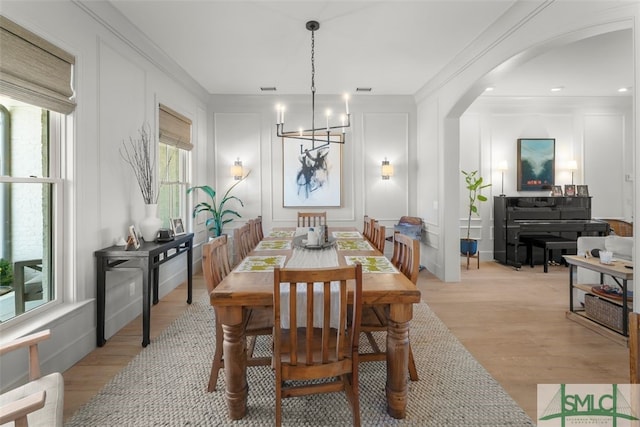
<box><xmin>95</xmin><ymin>233</ymin><xmax>194</xmax><ymax>347</ymax></box>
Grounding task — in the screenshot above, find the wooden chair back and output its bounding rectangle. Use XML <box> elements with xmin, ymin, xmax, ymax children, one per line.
<box><xmin>247</xmin><ymin>218</ymin><xmax>260</xmax><ymax>249</ymax></box>
<box><xmin>273</xmin><ymin>264</ymin><xmax>363</xmax><ymax>427</ymax></box>
<box><xmin>391</xmin><ymin>231</ymin><xmax>420</xmax><ymax>284</ymax></box>
<box><xmin>202</xmin><ymin>235</ymin><xmax>232</xmax><ymax>294</ymax></box>
<box><xmin>371</xmin><ymin>221</ymin><xmax>386</xmax><ymax>253</ymax></box>
<box><xmin>603</xmin><ymin>218</ymin><xmax>633</xmax><ymax>236</ymax></box>
<box><xmin>233</xmin><ymin>222</ymin><xmax>253</xmax><ymax>264</ymax></box>
<box><xmin>297</xmin><ymin>211</ymin><xmax>327</xmax><ymax>227</ymax></box>
<box><xmin>631</xmin><ymin>312</ymin><xmax>640</xmax><ymax>384</ymax></box>
<box><xmin>363</xmin><ymin>215</ymin><xmax>374</xmax><ymax>241</ymax></box>
<box><xmin>253</xmin><ymin>216</ymin><xmax>264</xmax><ymax>242</ymax></box>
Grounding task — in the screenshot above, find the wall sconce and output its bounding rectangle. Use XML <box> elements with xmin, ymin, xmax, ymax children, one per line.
<box><xmin>381</xmin><ymin>158</ymin><xmax>393</xmax><ymax>180</ymax></box>
<box><xmin>231</xmin><ymin>158</ymin><xmax>243</xmax><ymax>180</ymax></box>
<box><xmin>497</xmin><ymin>160</ymin><xmax>508</xmax><ymax>197</ymax></box>
<box><xmin>567</xmin><ymin>160</ymin><xmax>578</xmax><ymax>185</ymax></box>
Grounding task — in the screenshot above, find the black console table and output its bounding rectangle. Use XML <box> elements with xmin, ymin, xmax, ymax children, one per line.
<box><xmin>95</xmin><ymin>233</ymin><xmax>194</xmax><ymax>347</ymax></box>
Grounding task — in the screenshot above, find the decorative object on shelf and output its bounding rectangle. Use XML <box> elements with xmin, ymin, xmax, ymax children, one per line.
<box><xmin>127</xmin><ymin>225</ymin><xmax>140</xmax><ymax>250</ymax></box>
<box><xmin>461</xmin><ymin>170</ymin><xmax>491</xmax><ymax>256</ymax></box>
<box><xmin>551</xmin><ymin>185</ymin><xmax>563</xmax><ymax>196</ymax></box>
<box><xmin>170</xmin><ymin>218</ymin><xmax>185</xmax><ymax>236</ymax></box>
<box><xmin>139</xmin><ymin>203</ymin><xmax>163</xmax><ymax>242</ymax></box>
<box><xmin>497</xmin><ymin>160</ymin><xmax>508</xmax><ymax>196</ymax></box>
<box><xmin>120</xmin><ymin>124</ymin><xmax>163</xmax><ymax>241</ymax></box>
<box><xmin>276</xmin><ymin>20</ymin><xmax>350</xmax><ymax>155</ymax></box>
<box><xmin>564</xmin><ymin>184</ymin><xmax>576</xmax><ymax>197</ymax></box>
<box><xmin>187</xmin><ymin>171</ymin><xmax>250</xmax><ymax>237</ymax></box>
<box><xmin>577</xmin><ymin>185</ymin><xmax>589</xmax><ymax>197</ymax></box>
<box><xmin>381</xmin><ymin>158</ymin><xmax>393</xmax><ymax>180</ymax></box>
<box><xmin>568</xmin><ymin>160</ymin><xmax>578</xmax><ymax>185</ymax></box>
<box><xmin>231</xmin><ymin>158</ymin><xmax>243</xmax><ymax>180</ymax></box>
<box><xmin>517</xmin><ymin>138</ymin><xmax>555</xmax><ymax>191</ymax></box>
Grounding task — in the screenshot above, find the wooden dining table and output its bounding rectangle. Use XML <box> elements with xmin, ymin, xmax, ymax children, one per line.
<box><xmin>209</xmin><ymin>227</ymin><xmax>421</xmax><ymax>420</ymax></box>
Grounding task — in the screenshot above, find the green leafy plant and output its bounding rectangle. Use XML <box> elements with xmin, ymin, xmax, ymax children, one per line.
<box><xmin>187</xmin><ymin>171</ymin><xmax>250</xmax><ymax>237</ymax></box>
<box><xmin>462</xmin><ymin>170</ymin><xmax>491</xmax><ymax>241</ymax></box>
<box><xmin>0</xmin><ymin>258</ymin><xmax>13</xmax><ymax>288</ymax></box>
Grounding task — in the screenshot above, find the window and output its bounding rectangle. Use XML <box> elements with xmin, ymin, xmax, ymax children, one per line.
<box><xmin>157</xmin><ymin>104</ymin><xmax>192</xmax><ymax>229</ymax></box>
<box><xmin>0</xmin><ymin>16</ymin><xmax>75</xmax><ymax>324</ymax></box>
<box><xmin>0</xmin><ymin>96</ymin><xmax>63</xmax><ymax>322</ymax></box>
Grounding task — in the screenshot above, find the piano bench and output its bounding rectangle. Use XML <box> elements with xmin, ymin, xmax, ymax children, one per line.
<box><xmin>521</xmin><ymin>235</ymin><xmax>577</xmax><ymax>273</ymax></box>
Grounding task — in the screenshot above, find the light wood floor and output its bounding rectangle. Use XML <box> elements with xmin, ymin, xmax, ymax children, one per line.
<box><xmin>62</xmin><ymin>260</ymin><xmax>630</xmax><ymax>423</ymax></box>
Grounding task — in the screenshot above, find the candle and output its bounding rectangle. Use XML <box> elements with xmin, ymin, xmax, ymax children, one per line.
<box><xmin>326</xmin><ymin>109</ymin><xmax>331</xmax><ymax>131</ymax></box>
<box><xmin>344</xmin><ymin>94</ymin><xmax>350</xmax><ymax>115</ymax></box>
<box><xmin>281</xmin><ymin>106</ymin><xmax>285</xmax><ymax>125</ymax></box>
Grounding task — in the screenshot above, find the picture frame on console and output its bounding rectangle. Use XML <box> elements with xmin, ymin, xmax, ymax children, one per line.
<box><xmin>551</xmin><ymin>185</ymin><xmax>563</xmax><ymax>196</ymax></box>
<box><xmin>577</xmin><ymin>185</ymin><xmax>589</xmax><ymax>197</ymax></box>
<box><xmin>564</xmin><ymin>184</ymin><xmax>576</xmax><ymax>197</ymax></box>
<box><xmin>127</xmin><ymin>225</ymin><xmax>140</xmax><ymax>250</ymax></box>
<box><xmin>171</xmin><ymin>218</ymin><xmax>186</xmax><ymax>236</ymax></box>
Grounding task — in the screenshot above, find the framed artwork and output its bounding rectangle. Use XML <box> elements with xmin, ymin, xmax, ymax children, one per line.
<box><xmin>564</xmin><ymin>184</ymin><xmax>576</xmax><ymax>197</ymax></box>
<box><xmin>282</xmin><ymin>134</ymin><xmax>343</xmax><ymax>207</ymax></box>
<box><xmin>517</xmin><ymin>138</ymin><xmax>555</xmax><ymax>191</ymax></box>
<box><xmin>127</xmin><ymin>225</ymin><xmax>140</xmax><ymax>250</ymax></box>
<box><xmin>171</xmin><ymin>218</ymin><xmax>186</xmax><ymax>236</ymax></box>
<box><xmin>577</xmin><ymin>185</ymin><xmax>589</xmax><ymax>197</ymax></box>
<box><xmin>551</xmin><ymin>185</ymin><xmax>563</xmax><ymax>196</ymax></box>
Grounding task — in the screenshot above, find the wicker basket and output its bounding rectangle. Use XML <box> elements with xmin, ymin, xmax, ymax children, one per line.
<box><xmin>584</xmin><ymin>294</ymin><xmax>623</xmax><ymax>331</ymax></box>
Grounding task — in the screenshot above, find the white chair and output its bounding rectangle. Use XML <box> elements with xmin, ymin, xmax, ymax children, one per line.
<box><xmin>0</xmin><ymin>329</ymin><xmax>64</xmax><ymax>427</ymax></box>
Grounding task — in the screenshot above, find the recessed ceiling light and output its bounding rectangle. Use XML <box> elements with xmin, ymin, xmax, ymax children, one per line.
<box><xmin>550</xmin><ymin>86</ymin><xmax>564</xmax><ymax>92</ymax></box>
<box><xmin>356</xmin><ymin>87</ymin><xmax>372</xmax><ymax>92</ymax></box>
<box><xmin>260</xmin><ymin>87</ymin><xmax>277</xmax><ymax>92</ymax></box>
<box><xmin>484</xmin><ymin>87</ymin><xmax>494</xmax><ymax>92</ymax></box>
<box><xmin>618</xmin><ymin>87</ymin><xmax>629</xmax><ymax>93</ymax></box>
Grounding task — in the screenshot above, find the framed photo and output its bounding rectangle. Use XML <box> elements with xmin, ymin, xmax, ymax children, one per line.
<box><xmin>282</xmin><ymin>134</ymin><xmax>343</xmax><ymax>207</ymax></box>
<box><xmin>127</xmin><ymin>225</ymin><xmax>140</xmax><ymax>250</ymax></box>
<box><xmin>517</xmin><ymin>138</ymin><xmax>555</xmax><ymax>191</ymax></box>
<box><xmin>170</xmin><ymin>218</ymin><xmax>186</xmax><ymax>236</ymax></box>
<box><xmin>577</xmin><ymin>185</ymin><xmax>589</xmax><ymax>197</ymax></box>
<box><xmin>551</xmin><ymin>185</ymin><xmax>563</xmax><ymax>196</ymax></box>
<box><xmin>564</xmin><ymin>184</ymin><xmax>576</xmax><ymax>197</ymax></box>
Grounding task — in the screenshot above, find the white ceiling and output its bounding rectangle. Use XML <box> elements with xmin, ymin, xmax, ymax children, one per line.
<box><xmin>108</xmin><ymin>1</ymin><xmax>633</xmax><ymax>98</ymax></box>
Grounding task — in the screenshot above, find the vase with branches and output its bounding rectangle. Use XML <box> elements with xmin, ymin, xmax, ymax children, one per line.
<box><xmin>187</xmin><ymin>171</ymin><xmax>250</xmax><ymax>237</ymax></box>
<box><xmin>120</xmin><ymin>124</ymin><xmax>162</xmax><ymax>241</ymax></box>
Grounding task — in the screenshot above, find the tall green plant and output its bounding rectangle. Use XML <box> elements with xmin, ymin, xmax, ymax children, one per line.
<box><xmin>187</xmin><ymin>171</ymin><xmax>250</xmax><ymax>237</ymax></box>
<box><xmin>462</xmin><ymin>170</ymin><xmax>491</xmax><ymax>241</ymax></box>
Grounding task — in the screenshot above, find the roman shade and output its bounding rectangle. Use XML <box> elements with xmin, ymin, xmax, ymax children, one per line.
<box><xmin>0</xmin><ymin>16</ymin><xmax>76</xmax><ymax>114</ymax></box>
<box><xmin>159</xmin><ymin>104</ymin><xmax>193</xmax><ymax>151</ymax></box>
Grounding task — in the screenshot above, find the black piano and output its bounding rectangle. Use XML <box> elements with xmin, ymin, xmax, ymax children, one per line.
<box><xmin>493</xmin><ymin>196</ymin><xmax>610</xmax><ymax>268</ymax></box>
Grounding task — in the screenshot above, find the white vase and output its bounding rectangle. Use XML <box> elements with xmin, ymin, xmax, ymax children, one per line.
<box><xmin>140</xmin><ymin>203</ymin><xmax>162</xmax><ymax>242</ymax></box>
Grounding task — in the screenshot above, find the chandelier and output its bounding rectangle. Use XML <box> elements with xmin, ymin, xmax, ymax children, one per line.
<box><xmin>276</xmin><ymin>20</ymin><xmax>351</xmax><ymax>154</ymax></box>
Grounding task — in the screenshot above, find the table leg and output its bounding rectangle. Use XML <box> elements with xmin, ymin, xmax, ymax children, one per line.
<box><xmin>152</xmin><ymin>260</ymin><xmax>160</xmax><ymax>305</ymax></box>
<box><xmin>220</xmin><ymin>307</ymin><xmax>248</xmax><ymax>420</ymax></box>
<box><xmin>187</xmin><ymin>241</ymin><xmax>193</xmax><ymax>304</ymax></box>
<box><xmin>96</xmin><ymin>258</ymin><xmax>107</xmax><ymax>347</ymax></box>
<box><xmin>141</xmin><ymin>259</ymin><xmax>151</xmax><ymax>347</ymax></box>
<box><xmin>386</xmin><ymin>303</ymin><xmax>413</xmax><ymax>419</ymax></box>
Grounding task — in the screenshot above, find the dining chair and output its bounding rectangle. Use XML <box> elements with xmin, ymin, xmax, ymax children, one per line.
<box><xmin>233</xmin><ymin>222</ymin><xmax>253</xmax><ymax>265</ymax></box>
<box><xmin>253</xmin><ymin>216</ymin><xmax>264</xmax><ymax>242</ymax></box>
<box><xmin>273</xmin><ymin>264</ymin><xmax>363</xmax><ymax>427</ymax></box>
<box><xmin>631</xmin><ymin>312</ymin><xmax>639</xmax><ymax>384</ymax></box>
<box><xmin>202</xmin><ymin>235</ymin><xmax>273</xmax><ymax>392</ymax></box>
<box><xmin>359</xmin><ymin>231</ymin><xmax>420</xmax><ymax>381</ymax></box>
<box><xmin>0</xmin><ymin>329</ymin><xmax>64</xmax><ymax>427</ymax></box>
<box><xmin>362</xmin><ymin>215</ymin><xmax>373</xmax><ymax>241</ymax></box>
<box><xmin>297</xmin><ymin>211</ymin><xmax>327</xmax><ymax>227</ymax></box>
<box><xmin>371</xmin><ymin>221</ymin><xmax>386</xmax><ymax>253</ymax></box>
<box><xmin>247</xmin><ymin>218</ymin><xmax>260</xmax><ymax>249</ymax></box>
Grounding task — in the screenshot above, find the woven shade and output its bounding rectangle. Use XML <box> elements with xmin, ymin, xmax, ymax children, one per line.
<box><xmin>0</xmin><ymin>16</ymin><xmax>76</xmax><ymax>114</ymax></box>
<box><xmin>159</xmin><ymin>104</ymin><xmax>193</xmax><ymax>151</ymax></box>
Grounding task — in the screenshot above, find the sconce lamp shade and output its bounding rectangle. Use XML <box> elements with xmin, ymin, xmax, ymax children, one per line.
<box><xmin>497</xmin><ymin>160</ymin><xmax>508</xmax><ymax>171</ymax></box>
<box><xmin>381</xmin><ymin>158</ymin><xmax>393</xmax><ymax>180</ymax></box>
<box><xmin>231</xmin><ymin>158</ymin><xmax>243</xmax><ymax>180</ymax></box>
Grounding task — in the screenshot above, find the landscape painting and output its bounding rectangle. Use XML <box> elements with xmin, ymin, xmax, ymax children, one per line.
<box><xmin>517</xmin><ymin>138</ymin><xmax>555</xmax><ymax>191</ymax></box>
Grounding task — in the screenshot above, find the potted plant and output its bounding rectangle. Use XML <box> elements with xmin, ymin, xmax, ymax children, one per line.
<box><xmin>461</xmin><ymin>170</ymin><xmax>491</xmax><ymax>255</ymax></box>
<box><xmin>187</xmin><ymin>171</ymin><xmax>250</xmax><ymax>237</ymax></box>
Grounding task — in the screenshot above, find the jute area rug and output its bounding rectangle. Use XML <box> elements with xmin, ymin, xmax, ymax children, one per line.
<box><xmin>66</xmin><ymin>296</ymin><xmax>534</xmax><ymax>426</ymax></box>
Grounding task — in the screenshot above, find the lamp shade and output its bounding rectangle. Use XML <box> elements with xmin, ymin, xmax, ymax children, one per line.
<box><xmin>567</xmin><ymin>160</ymin><xmax>578</xmax><ymax>170</ymax></box>
<box><xmin>381</xmin><ymin>158</ymin><xmax>393</xmax><ymax>180</ymax></box>
<box><xmin>231</xmin><ymin>158</ymin><xmax>243</xmax><ymax>180</ymax></box>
